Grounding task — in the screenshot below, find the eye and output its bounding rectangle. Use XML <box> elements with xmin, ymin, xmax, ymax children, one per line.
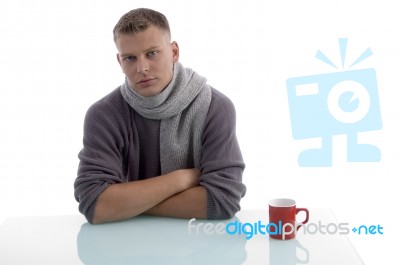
<box><xmin>123</xmin><ymin>56</ymin><xmax>136</xmax><ymax>62</ymax></box>
<box><xmin>147</xmin><ymin>51</ymin><xmax>158</xmax><ymax>58</ymax></box>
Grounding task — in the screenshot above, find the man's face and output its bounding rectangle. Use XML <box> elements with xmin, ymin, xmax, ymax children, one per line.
<box><xmin>115</xmin><ymin>26</ymin><xmax>179</xmax><ymax>97</ymax></box>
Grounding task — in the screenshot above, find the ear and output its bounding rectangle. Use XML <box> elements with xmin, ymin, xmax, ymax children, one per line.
<box><xmin>116</xmin><ymin>54</ymin><xmax>122</xmax><ymax>66</ymax></box>
<box><xmin>171</xmin><ymin>41</ymin><xmax>179</xmax><ymax>63</ymax></box>
<box><xmin>116</xmin><ymin>54</ymin><xmax>124</xmax><ymax>73</ymax></box>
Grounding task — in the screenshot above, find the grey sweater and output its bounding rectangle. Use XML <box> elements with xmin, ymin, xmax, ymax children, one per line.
<box><xmin>74</xmin><ymin>87</ymin><xmax>246</xmax><ymax>223</ymax></box>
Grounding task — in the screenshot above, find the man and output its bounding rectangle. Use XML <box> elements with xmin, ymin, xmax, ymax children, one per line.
<box><xmin>74</xmin><ymin>8</ymin><xmax>246</xmax><ymax>224</ymax></box>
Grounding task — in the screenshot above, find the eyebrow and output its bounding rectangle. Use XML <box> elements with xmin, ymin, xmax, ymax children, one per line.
<box><xmin>119</xmin><ymin>46</ymin><xmax>161</xmax><ymax>58</ymax></box>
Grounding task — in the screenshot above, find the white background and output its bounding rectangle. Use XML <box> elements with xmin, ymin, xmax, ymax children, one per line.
<box><xmin>0</xmin><ymin>0</ymin><xmax>399</xmax><ymax>264</ymax></box>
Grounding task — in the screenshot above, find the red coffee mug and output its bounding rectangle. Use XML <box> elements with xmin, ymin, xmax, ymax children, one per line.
<box><xmin>268</xmin><ymin>198</ymin><xmax>309</xmax><ymax>240</ymax></box>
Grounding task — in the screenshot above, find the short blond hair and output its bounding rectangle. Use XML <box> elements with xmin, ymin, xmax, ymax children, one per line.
<box><xmin>113</xmin><ymin>8</ymin><xmax>171</xmax><ymax>41</ymax></box>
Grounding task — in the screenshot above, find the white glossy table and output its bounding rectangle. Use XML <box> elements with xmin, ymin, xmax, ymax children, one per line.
<box><xmin>0</xmin><ymin>209</ymin><xmax>364</xmax><ymax>264</ymax></box>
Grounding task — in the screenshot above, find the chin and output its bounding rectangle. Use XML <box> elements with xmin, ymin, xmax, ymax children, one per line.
<box><xmin>140</xmin><ymin>88</ymin><xmax>163</xmax><ymax>97</ymax></box>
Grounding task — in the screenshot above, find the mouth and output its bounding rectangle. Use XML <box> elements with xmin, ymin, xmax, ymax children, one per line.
<box><xmin>137</xmin><ymin>78</ymin><xmax>156</xmax><ymax>85</ymax></box>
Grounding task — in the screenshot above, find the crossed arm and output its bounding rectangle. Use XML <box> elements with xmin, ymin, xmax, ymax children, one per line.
<box><xmin>92</xmin><ymin>168</ymin><xmax>206</xmax><ymax>224</ymax></box>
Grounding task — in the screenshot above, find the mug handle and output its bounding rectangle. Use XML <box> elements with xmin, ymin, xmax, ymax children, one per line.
<box><xmin>295</xmin><ymin>208</ymin><xmax>309</xmax><ymax>231</ymax></box>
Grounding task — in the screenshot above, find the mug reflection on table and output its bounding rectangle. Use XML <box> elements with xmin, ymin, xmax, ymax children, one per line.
<box><xmin>269</xmin><ymin>238</ymin><xmax>310</xmax><ymax>265</ymax></box>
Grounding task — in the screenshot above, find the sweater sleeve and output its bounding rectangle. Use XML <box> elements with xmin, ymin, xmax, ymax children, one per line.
<box><xmin>74</xmin><ymin>91</ymin><xmax>131</xmax><ymax>223</ymax></box>
<box><xmin>200</xmin><ymin>89</ymin><xmax>246</xmax><ymax>219</ymax></box>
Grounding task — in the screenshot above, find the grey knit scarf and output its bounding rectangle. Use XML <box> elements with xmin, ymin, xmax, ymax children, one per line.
<box><xmin>120</xmin><ymin>62</ymin><xmax>212</xmax><ymax>174</ymax></box>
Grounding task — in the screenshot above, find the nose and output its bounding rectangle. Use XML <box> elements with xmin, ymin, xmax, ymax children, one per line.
<box><xmin>136</xmin><ymin>58</ymin><xmax>149</xmax><ymax>73</ymax></box>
